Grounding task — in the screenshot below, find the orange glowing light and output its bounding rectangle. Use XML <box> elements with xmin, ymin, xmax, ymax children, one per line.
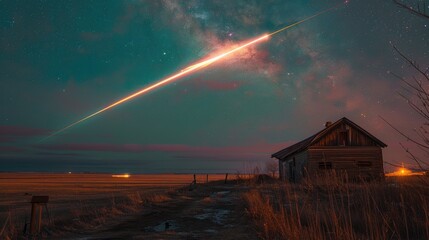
<box><xmin>385</xmin><ymin>167</ymin><xmax>424</xmax><ymax>177</ymax></box>
<box><xmin>112</xmin><ymin>174</ymin><xmax>130</xmax><ymax>178</ymax></box>
<box><xmin>42</xmin><ymin>4</ymin><xmax>343</xmax><ymax>141</ymax></box>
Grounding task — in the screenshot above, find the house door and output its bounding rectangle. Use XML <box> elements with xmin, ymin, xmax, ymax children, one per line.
<box><xmin>289</xmin><ymin>160</ymin><xmax>296</xmax><ymax>182</ymax></box>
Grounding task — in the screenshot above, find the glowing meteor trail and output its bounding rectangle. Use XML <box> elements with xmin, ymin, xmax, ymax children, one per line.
<box><xmin>268</xmin><ymin>3</ymin><xmax>342</xmax><ymax>37</ymax></box>
<box><xmin>43</xmin><ymin>4</ymin><xmax>342</xmax><ymax>141</ymax></box>
<box><xmin>43</xmin><ymin>35</ymin><xmax>269</xmax><ymax>140</ymax></box>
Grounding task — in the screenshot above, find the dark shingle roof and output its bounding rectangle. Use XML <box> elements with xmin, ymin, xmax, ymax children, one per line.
<box><xmin>271</xmin><ymin>117</ymin><xmax>387</xmax><ymax>160</ymax></box>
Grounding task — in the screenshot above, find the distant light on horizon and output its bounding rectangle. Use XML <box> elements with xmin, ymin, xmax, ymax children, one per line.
<box><xmin>112</xmin><ymin>174</ymin><xmax>130</xmax><ymax>178</ymax></box>
<box><xmin>385</xmin><ymin>167</ymin><xmax>425</xmax><ymax>177</ymax></box>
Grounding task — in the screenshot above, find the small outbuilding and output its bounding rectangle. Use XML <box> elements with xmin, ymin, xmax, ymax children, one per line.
<box><xmin>272</xmin><ymin>117</ymin><xmax>387</xmax><ymax>182</ymax></box>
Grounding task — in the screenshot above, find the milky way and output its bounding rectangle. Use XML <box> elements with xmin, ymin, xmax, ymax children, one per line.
<box><xmin>1</xmin><ymin>0</ymin><xmax>428</xmax><ymax>173</ymax></box>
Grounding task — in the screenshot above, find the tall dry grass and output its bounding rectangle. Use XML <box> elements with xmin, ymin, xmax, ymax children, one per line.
<box><xmin>53</xmin><ymin>191</ymin><xmax>171</xmax><ymax>234</ymax></box>
<box><xmin>0</xmin><ymin>191</ymin><xmax>172</xmax><ymax>239</ymax></box>
<box><xmin>244</xmin><ymin>172</ymin><xmax>429</xmax><ymax>240</ymax></box>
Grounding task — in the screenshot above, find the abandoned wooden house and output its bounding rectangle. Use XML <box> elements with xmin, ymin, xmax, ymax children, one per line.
<box><xmin>272</xmin><ymin>117</ymin><xmax>387</xmax><ymax>182</ymax></box>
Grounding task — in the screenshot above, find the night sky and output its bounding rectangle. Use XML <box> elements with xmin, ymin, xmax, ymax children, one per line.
<box><xmin>1</xmin><ymin>0</ymin><xmax>428</xmax><ymax>173</ymax></box>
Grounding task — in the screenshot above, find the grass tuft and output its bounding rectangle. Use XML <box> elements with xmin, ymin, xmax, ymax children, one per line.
<box><xmin>244</xmin><ymin>175</ymin><xmax>429</xmax><ymax>239</ymax></box>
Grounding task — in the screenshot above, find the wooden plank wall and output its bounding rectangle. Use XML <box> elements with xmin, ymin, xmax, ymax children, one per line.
<box><xmin>307</xmin><ymin>146</ymin><xmax>384</xmax><ymax>179</ymax></box>
<box><xmin>284</xmin><ymin>151</ymin><xmax>308</xmax><ymax>182</ymax></box>
<box><xmin>279</xmin><ymin>160</ymin><xmax>285</xmax><ymax>180</ymax></box>
<box><xmin>313</xmin><ymin>123</ymin><xmax>378</xmax><ymax>147</ymax></box>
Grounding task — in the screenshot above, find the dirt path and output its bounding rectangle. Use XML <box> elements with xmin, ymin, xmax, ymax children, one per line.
<box><xmin>71</xmin><ymin>182</ymin><xmax>259</xmax><ymax>240</ymax></box>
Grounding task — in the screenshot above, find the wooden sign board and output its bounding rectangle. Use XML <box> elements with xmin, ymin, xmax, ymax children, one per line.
<box><xmin>31</xmin><ymin>196</ymin><xmax>49</xmax><ymax>203</ymax></box>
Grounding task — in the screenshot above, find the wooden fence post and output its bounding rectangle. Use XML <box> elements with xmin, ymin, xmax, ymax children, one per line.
<box><xmin>206</xmin><ymin>174</ymin><xmax>208</xmax><ymax>183</ymax></box>
<box><xmin>29</xmin><ymin>203</ymin><xmax>38</xmax><ymax>234</ymax></box>
<box><xmin>29</xmin><ymin>196</ymin><xmax>49</xmax><ymax>236</ymax></box>
<box><xmin>224</xmin><ymin>173</ymin><xmax>228</xmax><ymax>184</ymax></box>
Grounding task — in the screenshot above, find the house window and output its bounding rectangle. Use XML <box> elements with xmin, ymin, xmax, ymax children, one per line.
<box><xmin>338</xmin><ymin>130</ymin><xmax>349</xmax><ymax>146</ymax></box>
<box><xmin>319</xmin><ymin>162</ymin><xmax>332</xmax><ymax>169</ymax></box>
<box><xmin>357</xmin><ymin>161</ymin><xmax>372</xmax><ymax>168</ymax></box>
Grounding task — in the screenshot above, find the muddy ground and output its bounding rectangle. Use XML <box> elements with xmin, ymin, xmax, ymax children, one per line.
<box><xmin>68</xmin><ymin>182</ymin><xmax>259</xmax><ymax>240</ymax></box>
<box><xmin>1</xmin><ymin>173</ymin><xmax>259</xmax><ymax>240</ymax></box>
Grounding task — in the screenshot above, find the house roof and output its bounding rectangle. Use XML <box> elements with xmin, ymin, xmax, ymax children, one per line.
<box><xmin>271</xmin><ymin>117</ymin><xmax>387</xmax><ymax>160</ymax></box>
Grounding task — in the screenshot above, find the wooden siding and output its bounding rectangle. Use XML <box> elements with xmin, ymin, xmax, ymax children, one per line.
<box><xmin>313</xmin><ymin>122</ymin><xmax>379</xmax><ymax>147</ymax></box>
<box><xmin>279</xmin><ymin>160</ymin><xmax>284</xmax><ymax>180</ymax></box>
<box><xmin>283</xmin><ymin>151</ymin><xmax>308</xmax><ymax>182</ymax></box>
<box><xmin>307</xmin><ymin>146</ymin><xmax>384</xmax><ymax>179</ymax></box>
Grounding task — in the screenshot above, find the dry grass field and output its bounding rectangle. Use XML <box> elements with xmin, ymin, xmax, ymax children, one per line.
<box><xmin>244</xmin><ymin>174</ymin><xmax>429</xmax><ymax>240</ymax></box>
<box><xmin>0</xmin><ymin>173</ymin><xmax>231</xmax><ymax>239</ymax></box>
<box><xmin>2</xmin><ymin>172</ymin><xmax>429</xmax><ymax>239</ymax></box>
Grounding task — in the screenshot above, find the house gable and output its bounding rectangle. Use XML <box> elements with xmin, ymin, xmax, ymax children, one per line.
<box><xmin>312</xmin><ymin>121</ymin><xmax>381</xmax><ymax>147</ymax></box>
<box><xmin>272</xmin><ymin>117</ymin><xmax>387</xmax><ymax>160</ymax></box>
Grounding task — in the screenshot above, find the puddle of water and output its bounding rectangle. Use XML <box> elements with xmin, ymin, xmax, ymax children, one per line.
<box><xmin>216</xmin><ymin>191</ymin><xmax>230</xmax><ymax>195</ymax></box>
<box><xmin>210</xmin><ymin>191</ymin><xmax>230</xmax><ymax>198</ymax></box>
<box><xmin>194</xmin><ymin>213</ymin><xmax>211</xmax><ymax>220</ymax></box>
<box><xmin>193</xmin><ymin>208</ymin><xmax>230</xmax><ymax>224</ymax></box>
<box><xmin>204</xmin><ymin>229</ymin><xmax>218</xmax><ymax>233</ymax></box>
<box><xmin>213</xmin><ymin>209</ymin><xmax>230</xmax><ymax>224</ymax></box>
<box><xmin>145</xmin><ymin>220</ymin><xmax>178</xmax><ymax>232</ymax></box>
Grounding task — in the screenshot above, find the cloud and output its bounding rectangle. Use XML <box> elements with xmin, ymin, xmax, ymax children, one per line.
<box><xmin>0</xmin><ymin>125</ymin><xmax>48</xmax><ymax>137</ymax></box>
<box><xmin>199</xmin><ymin>80</ymin><xmax>240</xmax><ymax>91</ymax></box>
<box><xmin>197</xmin><ymin>33</ymin><xmax>283</xmax><ymax>76</ymax></box>
<box><xmin>0</xmin><ymin>146</ymin><xmax>25</xmax><ymax>153</ymax></box>
<box><xmin>180</xmin><ymin>78</ymin><xmax>241</xmax><ymax>92</ymax></box>
<box><xmin>35</xmin><ymin>151</ymin><xmax>82</xmax><ymax>157</ymax></box>
<box><xmin>37</xmin><ymin>141</ymin><xmax>295</xmax><ymax>160</ymax></box>
<box><xmin>122</xmin><ymin>1</ymin><xmax>284</xmax><ymax>77</ymax></box>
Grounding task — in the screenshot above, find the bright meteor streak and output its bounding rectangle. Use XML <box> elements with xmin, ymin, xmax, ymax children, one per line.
<box><xmin>43</xmin><ymin>35</ymin><xmax>269</xmax><ymax>140</ymax></box>
<box><xmin>43</xmin><ymin>4</ymin><xmax>342</xmax><ymax>141</ymax></box>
